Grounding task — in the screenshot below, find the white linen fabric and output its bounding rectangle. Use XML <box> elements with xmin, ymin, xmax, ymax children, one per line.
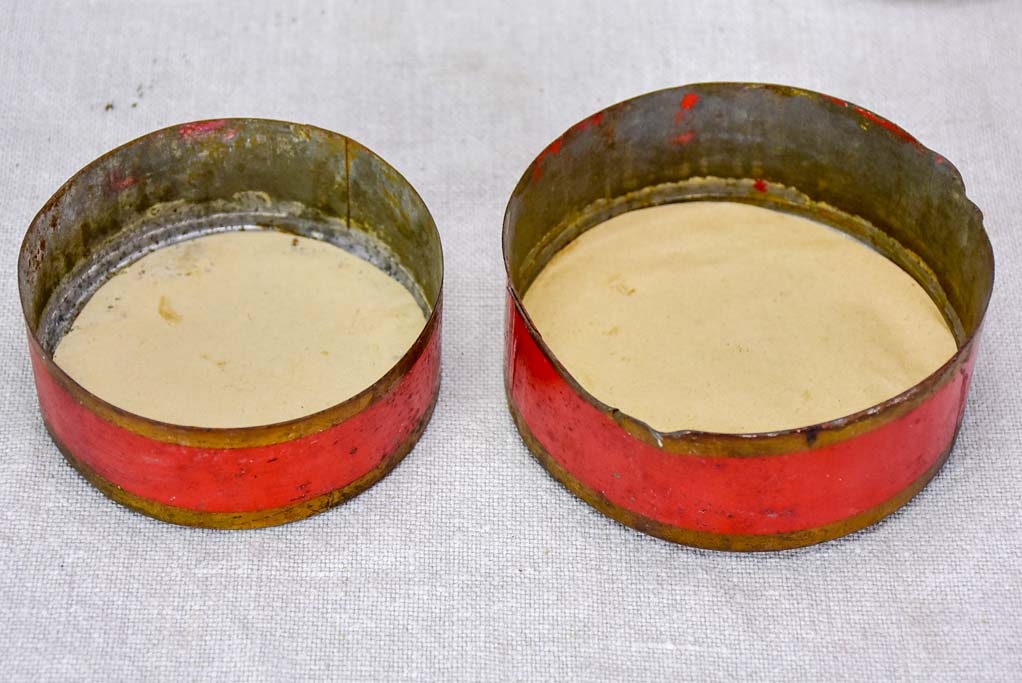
<box><xmin>0</xmin><ymin>1</ymin><xmax>1019</xmax><ymax>680</ymax></box>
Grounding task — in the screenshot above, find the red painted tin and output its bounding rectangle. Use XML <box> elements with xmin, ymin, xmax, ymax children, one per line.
<box><xmin>19</xmin><ymin>119</ymin><xmax>443</xmax><ymax>528</ymax></box>
<box><xmin>503</xmin><ymin>83</ymin><xmax>994</xmax><ymax>550</ymax></box>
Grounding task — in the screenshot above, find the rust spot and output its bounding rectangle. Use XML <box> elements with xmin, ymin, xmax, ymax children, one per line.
<box><xmin>158</xmin><ymin>296</ymin><xmax>182</xmax><ymax>323</ymax></box>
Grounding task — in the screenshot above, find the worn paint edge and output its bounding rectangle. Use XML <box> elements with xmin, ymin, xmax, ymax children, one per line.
<box><xmin>507</xmin><ymin>393</ymin><xmax>957</xmax><ymax>552</ymax></box>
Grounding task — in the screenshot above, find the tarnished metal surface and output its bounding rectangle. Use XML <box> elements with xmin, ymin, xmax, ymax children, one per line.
<box><xmin>503</xmin><ymin>83</ymin><xmax>994</xmax><ymax>550</ymax></box>
<box><xmin>19</xmin><ymin>118</ymin><xmax>444</xmax><ymax>527</ymax></box>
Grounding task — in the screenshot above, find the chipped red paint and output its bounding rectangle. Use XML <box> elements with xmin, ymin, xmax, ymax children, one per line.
<box><xmin>544</xmin><ymin>138</ymin><xmax>563</xmax><ymax>156</ymax></box>
<box><xmin>853</xmin><ymin>107</ymin><xmax>920</xmax><ymax>146</ymax></box>
<box><xmin>819</xmin><ymin>96</ymin><xmax>919</xmax><ymax>147</ymax></box>
<box><xmin>107</xmin><ymin>171</ymin><xmax>136</xmax><ymax>192</ymax></box>
<box><xmin>506</xmin><ymin>299</ymin><xmax>974</xmax><ymax>537</ymax></box>
<box><xmin>532</xmin><ymin>112</ymin><xmax>607</xmax><ymax>179</ymax></box>
<box><xmin>30</xmin><ymin>321</ymin><xmax>440</xmax><ymax>514</ymax></box>
<box><xmin>532</xmin><ymin>138</ymin><xmax>564</xmax><ymax>180</ymax></box>
<box><xmin>670</xmin><ymin>131</ymin><xmax>695</xmax><ymax>145</ymax></box>
<box><xmin>753</xmin><ymin>179</ymin><xmax>768</xmax><ymax>192</ymax></box>
<box><xmin>674</xmin><ymin>93</ymin><xmax>700</xmax><ymax>124</ymax></box>
<box><xmin>178</xmin><ymin>120</ymin><xmax>228</xmax><ymax>139</ymax></box>
<box><xmin>569</xmin><ymin>111</ymin><xmax>604</xmax><ymax>135</ymax></box>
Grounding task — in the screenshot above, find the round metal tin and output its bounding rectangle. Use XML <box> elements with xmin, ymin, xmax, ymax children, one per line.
<box><xmin>503</xmin><ymin>83</ymin><xmax>994</xmax><ymax>551</ymax></box>
<box><xmin>20</xmin><ymin>119</ymin><xmax>443</xmax><ymax>529</ymax></box>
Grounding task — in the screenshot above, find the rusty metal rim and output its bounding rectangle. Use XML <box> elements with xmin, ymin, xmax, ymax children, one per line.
<box><xmin>502</xmin><ymin>82</ymin><xmax>993</xmax><ymax>456</ymax></box>
<box><xmin>508</xmin><ymin>394</ymin><xmax>957</xmax><ymax>551</ymax></box>
<box><xmin>47</xmin><ymin>391</ymin><xmax>438</xmax><ymax>529</ymax></box>
<box><xmin>20</xmin><ymin>118</ymin><xmax>444</xmax><ymax>450</ymax></box>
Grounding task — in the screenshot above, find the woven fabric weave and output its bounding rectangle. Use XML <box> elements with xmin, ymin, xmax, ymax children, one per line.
<box><xmin>1</xmin><ymin>1</ymin><xmax>1019</xmax><ymax>680</ymax></box>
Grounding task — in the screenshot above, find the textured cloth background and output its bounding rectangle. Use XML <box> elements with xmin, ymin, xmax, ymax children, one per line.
<box><xmin>1</xmin><ymin>1</ymin><xmax>1020</xmax><ymax>680</ymax></box>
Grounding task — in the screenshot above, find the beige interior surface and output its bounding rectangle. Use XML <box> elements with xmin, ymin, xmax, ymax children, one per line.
<box><xmin>522</xmin><ymin>201</ymin><xmax>957</xmax><ymax>434</ymax></box>
<box><xmin>53</xmin><ymin>230</ymin><xmax>426</xmax><ymax>428</ymax></box>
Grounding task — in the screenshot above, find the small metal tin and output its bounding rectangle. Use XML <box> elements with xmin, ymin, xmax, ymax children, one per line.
<box><xmin>20</xmin><ymin>119</ymin><xmax>443</xmax><ymax>529</ymax></box>
<box><xmin>503</xmin><ymin>83</ymin><xmax>994</xmax><ymax>551</ymax></box>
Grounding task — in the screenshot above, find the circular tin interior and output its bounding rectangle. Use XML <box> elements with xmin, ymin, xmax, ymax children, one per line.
<box><xmin>503</xmin><ymin>83</ymin><xmax>994</xmax><ymax>549</ymax></box>
<box><xmin>19</xmin><ymin>118</ymin><xmax>443</xmax><ymax>527</ymax></box>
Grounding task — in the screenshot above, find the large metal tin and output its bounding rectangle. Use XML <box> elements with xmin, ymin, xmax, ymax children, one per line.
<box><xmin>20</xmin><ymin>119</ymin><xmax>443</xmax><ymax>529</ymax></box>
<box><xmin>503</xmin><ymin>83</ymin><xmax>994</xmax><ymax>551</ymax></box>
